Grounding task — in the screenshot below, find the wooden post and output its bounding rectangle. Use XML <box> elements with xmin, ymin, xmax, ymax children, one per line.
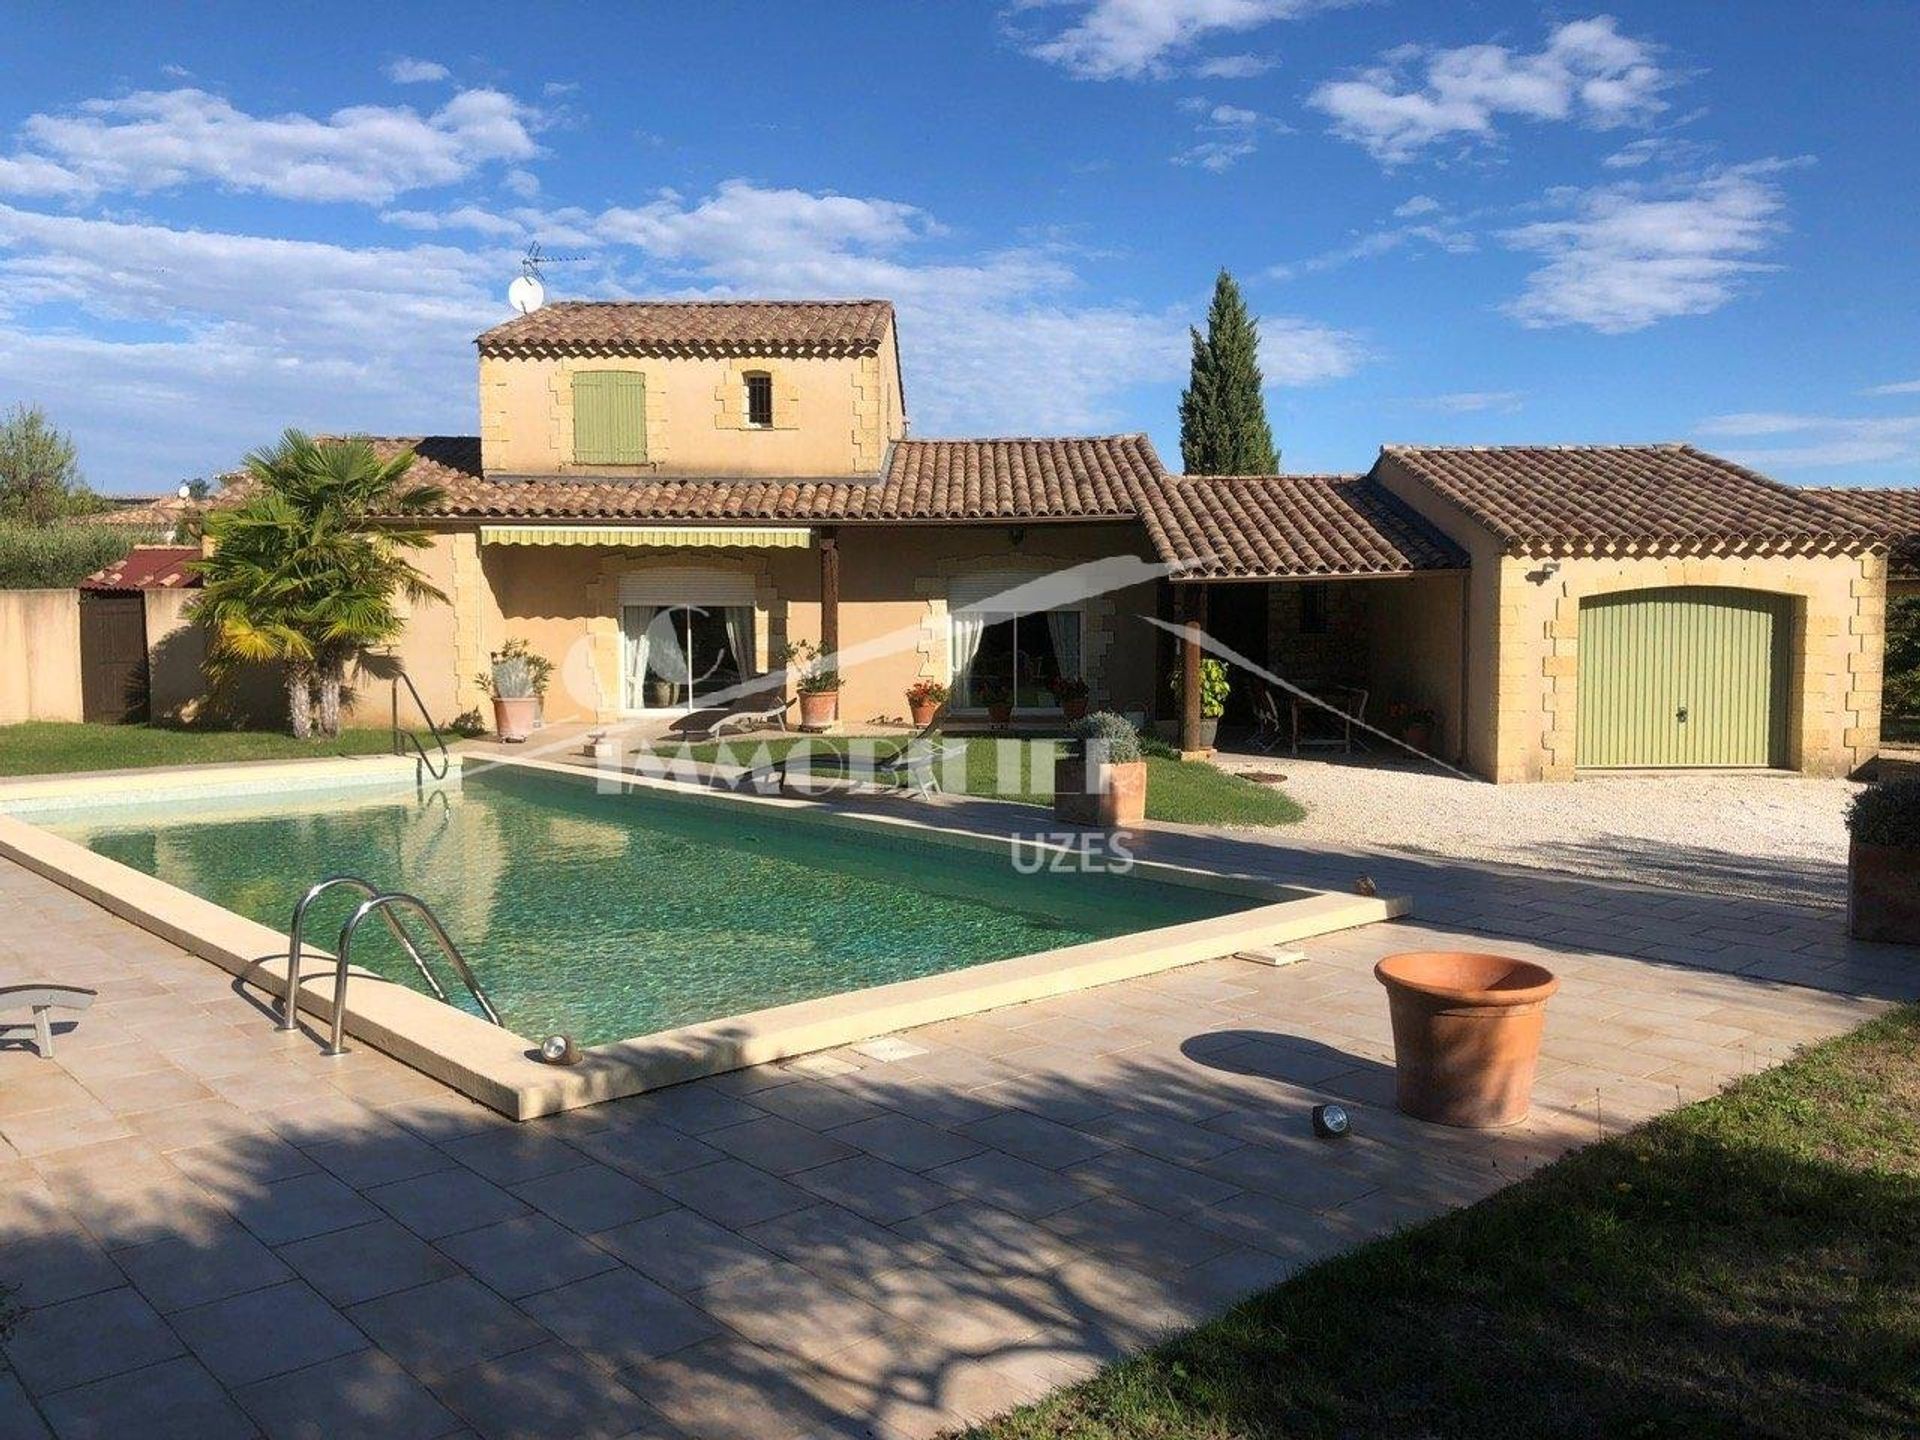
<box><xmin>1181</xmin><ymin>584</ymin><xmax>1207</xmax><ymax>756</ymax></box>
<box><xmin>818</xmin><ymin>528</ymin><xmax>840</xmax><ymax>660</ymax></box>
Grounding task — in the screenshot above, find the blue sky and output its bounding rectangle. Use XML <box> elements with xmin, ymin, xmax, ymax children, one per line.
<box><xmin>1</xmin><ymin>1</ymin><xmax>1915</xmax><ymax>493</ymax></box>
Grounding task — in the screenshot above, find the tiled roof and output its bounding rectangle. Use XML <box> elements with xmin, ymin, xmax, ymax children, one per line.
<box><xmin>79</xmin><ymin>495</ymin><xmax>197</xmax><ymax>530</ymax></box>
<box><xmin>1809</xmin><ymin>486</ymin><xmax>1920</xmax><ymax>576</ymax></box>
<box><xmin>1132</xmin><ymin>474</ymin><xmax>1467</xmax><ymax>579</ymax></box>
<box><xmin>80</xmin><ymin>545</ymin><xmax>202</xmax><ymax>591</ymax></box>
<box><xmin>1379</xmin><ymin>444</ymin><xmax>1879</xmax><ymax>557</ymax></box>
<box><xmin>379</xmin><ymin>435</ymin><xmax>1160</xmax><ymax>524</ymax></box>
<box><xmin>476</xmin><ymin>300</ymin><xmax>895</xmax><ymax>359</ymax></box>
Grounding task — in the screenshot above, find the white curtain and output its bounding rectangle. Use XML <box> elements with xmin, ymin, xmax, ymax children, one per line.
<box><xmin>622</xmin><ymin>605</ymin><xmax>655</xmax><ymax>709</ymax></box>
<box><xmin>1045</xmin><ymin>609</ymin><xmax>1082</xmax><ymax>681</ymax></box>
<box><xmin>950</xmin><ymin>606</ymin><xmax>987</xmax><ymax>705</ymax></box>
<box><xmin>722</xmin><ymin>606</ymin><xmax>756</xmax><ymax>681</ymax></box>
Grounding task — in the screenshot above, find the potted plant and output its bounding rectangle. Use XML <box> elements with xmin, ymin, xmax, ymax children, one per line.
<box><xmin>476</xmin><ymin>645</ymin><xmax>546</xmax><ymax>743</ymax></box>
<box><xmin>906</xmin><ymin>679</ymin><xmax>949</xmax><ymax>728</ymax></box>
<box><xmin>1048</xmin><ymin>675</ymin><xmax>1091</xmax><ymax>721</ymax></box>
<box><xmin>645</xmin><ymin>676</ymin><xmax>678</xmax><ymax>709</ymax></box>
<box><xmin>1388</xmin><ymin>702</ymin><xmax>1439</xmax><ymax>753</ymax></box>
<box><xmin>492</xmin><ymin>637</ymin><xmax>553</xmax><ymax>728</ymax></box>
<box><xmin>1847</xmin><ymin>777</ymin><xmax>1920</xmax><ymax>943</ymax></box>
<box><xmin>1054</xmin><ymin>711</ymin><xmax>1148</xmax><ymax>828</ymax></box>
<box><xmin>1167</xmin><ymin>658</ymin><xmax>1230</xmax><ymax>749</ymax></box>
<box><xmin>781</xmin><ymin>640</ymin><xmax>841</xmax><ymax>730</ymax></box>
<box><xmin>975</xmin><ymin>678</ymin><xmax>1014</xmax><ymax>729</ymax></box>
<box><xmin>1374</xmin><ymin>951</ymin><xmax>1560</xmax><ymax>1128</ymax></box>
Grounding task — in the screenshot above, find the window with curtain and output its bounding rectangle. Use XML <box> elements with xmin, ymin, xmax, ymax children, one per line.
<box><xmin>744</xmin><ymin>371</ymin><xmax>774</xmax><ymax>428</ymax></box>
<box><xmin>949</xmin><ymin>581</ymin><xmax>1082</xmax><ymax>709</ymax></box>
<box><xmin>573</xmin><ymin>371</ymin><xmax>647</xmax><ymax>464</ymax></box>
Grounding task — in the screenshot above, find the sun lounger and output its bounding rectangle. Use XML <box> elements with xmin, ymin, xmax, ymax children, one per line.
<box><xmin>0</xmin><ymin>984</ymin><xmax>98</xmax><ymax>1058</ymax></box>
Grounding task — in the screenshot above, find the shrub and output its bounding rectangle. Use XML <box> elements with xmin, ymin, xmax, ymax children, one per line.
<box><xmin>1847</xmin><ymin>777</ymin><xmax>1920</xmax><ymax>849</ymax></box>
<box><xmin>777</xmin><ymin>639</ymin><xmax>841</xmax><ymax>695</ymax></box>
<box><xmin>0</xmin><ymin>523</ymin><xmax>149</xmax><ymax>589</ymax></box>
<box><xmin>1886</xmin><ymin>595</ymin><xmax>1919</xmax><ymax>722</ymax></box>
<box><xmin>1167</xmin><ymin>657</ymin><xmax>1231</xmax><ymax>718</ymax></box>
<box><xmin>1069</xmin><ymin>710</ymin><xmax>1143</xmax><ymax>764</ymax></box>
<box><xmin>906</xmin><ymin>678</ymin><xmax>949</xmax><ymax>705</ymax></box>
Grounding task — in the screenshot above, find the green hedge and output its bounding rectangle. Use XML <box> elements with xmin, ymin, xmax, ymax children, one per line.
<box><xmin>0</xmin><ymin>524</ymin><xmax>152</xmax><ymax>589</ymax></box>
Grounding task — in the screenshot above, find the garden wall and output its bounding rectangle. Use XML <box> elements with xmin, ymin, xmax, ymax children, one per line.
<box><xmin>0</xmin><ymin>589</ymin><xmax>83</xmax><ymax>723</ymax></box>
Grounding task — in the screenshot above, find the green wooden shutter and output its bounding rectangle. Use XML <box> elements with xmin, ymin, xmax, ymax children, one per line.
<box><xmin>1577</xmin><ymin>587</ymin><xmax>1790</xmax><ymax>769</ymax></box>
<box><xmin>572</xmin><ymin>372</ymin><xmax>646</xmax><ymax>464</ymax></box>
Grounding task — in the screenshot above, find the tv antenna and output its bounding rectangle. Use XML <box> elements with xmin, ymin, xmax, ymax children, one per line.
<box><xmin>507</xmin><ymin>241</ymin><xmax>587</xmax><ymax>315</ymax></box>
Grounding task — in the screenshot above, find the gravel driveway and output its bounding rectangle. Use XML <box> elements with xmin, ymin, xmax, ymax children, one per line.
<box><xmin>1214</xmin><ymin>751</ymin><xmax>1862</xmax><ymax>908</ymax></box>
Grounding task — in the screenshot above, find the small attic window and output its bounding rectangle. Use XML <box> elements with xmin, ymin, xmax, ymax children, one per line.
<box><xmin>744</xmin><ymin>371</ymin><xmax>774</xmax><ymax>428</ymax></box>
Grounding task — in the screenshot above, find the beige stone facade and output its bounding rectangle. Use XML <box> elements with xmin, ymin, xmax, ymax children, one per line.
<box><xmin>477</xmin><ymin>320</ymin><xmax>905</xmax><ymax>478</ymax></box>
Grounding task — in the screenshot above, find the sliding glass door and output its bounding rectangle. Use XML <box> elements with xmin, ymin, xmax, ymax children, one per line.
<box><xmin>951</xmin><ymin>606</ymin><xmax>1083</xmax><ymax>709</ymax></box>
<box><xmin>622</xmin><ymin>604</ymin><xmax>754</xmax><ymax>711</ymax></box>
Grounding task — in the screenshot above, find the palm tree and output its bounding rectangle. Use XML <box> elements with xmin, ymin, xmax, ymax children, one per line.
<box><xmin>190</xmin><ymin>431</ymin><xmax>446</xmax><ymax>738</ymax></box>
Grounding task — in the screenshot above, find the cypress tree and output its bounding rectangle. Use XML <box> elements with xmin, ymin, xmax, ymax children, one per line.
<box><xmin>1178</xmin><ymin>269</ymin><xmax>1278</xmax><ymax>475</ymax></box>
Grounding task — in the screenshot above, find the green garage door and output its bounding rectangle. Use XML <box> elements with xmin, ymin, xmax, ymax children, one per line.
<box><xmin>1577</xmin><ymin>587</ymin><xmax>1791</xmax><ymax>769</ymax></box>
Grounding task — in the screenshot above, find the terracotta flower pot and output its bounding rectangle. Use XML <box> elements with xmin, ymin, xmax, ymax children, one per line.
<box><xmin>908</xmin><ymin>699</ymin><xmax>941</xmax><ymax>728</ymax></box>
<box><xmin>1850</xmin><ymin>840</ymin><xmax>1920</xmax><ymax>944</ymax></box>
<box><xmin>1375</xmin><ymin>951</ymin><xmax>1559</xmax><ymax>1128</ymax></box>
<box><xmin>799</xmin><ymin>690</ymin><xmax>839</xmax><ymax>729</ymax></box>
<box><xmin>987</xmin><ymin>701</ymin><xmax>1014</xmax><ymax>728</ymax></box>
<box><xmin>1053</xmin><ymin>756</ymin><xmax>1147</xmax><ymax>828</ymax></box>
<box><xmin>491</xmin><ymin>695</ymin><xmax>538</xmax><ymax>743</ymax></box>
<box><xmin>1061</xmin><ymin>697</ymin><xmax>1089</xmax><ymax>721</ymax></box>
<box><xmin>1402</xmin><ymin>721</ymin><xmax>1434</xmax><ymax>753</ymax></box>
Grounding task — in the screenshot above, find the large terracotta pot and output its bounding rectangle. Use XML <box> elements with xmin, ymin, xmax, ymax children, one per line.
<box><xmin>908</xmin><ymin>699</ymin><xmax>941</xmax><ymax>728</ymax></box>
<box><xmin>491</xmin><ymin>695</ymin><xmax>538</xmax><ymax>743</ymax></box>
<box><xmin>1850</xmin><ymin>840</ymin><xmax>1920</xmax><ymax>943</ymax></box>
<box><xmin>799</xmin><ymin>690</ymin><xmax>839</xmax><ymax>729</ymax></box>
<box><xmin>1053</xmin><ymin>757</ymin><xmax>1147</xmax><ymax>828</ymax></box>
<box><xmin>1375</xmin><ymin>951</ymin><xmax>1559</xmax><ymax>1128</ymax></box>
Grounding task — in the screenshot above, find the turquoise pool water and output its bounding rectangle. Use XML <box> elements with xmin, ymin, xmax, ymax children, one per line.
<box><xmin>33</xmin><ymin>767</ymin><xmax>1257</xmax><ymax>1045</ymax></box>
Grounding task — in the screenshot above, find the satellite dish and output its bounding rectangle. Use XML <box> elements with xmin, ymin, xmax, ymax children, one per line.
<box><xmin>508</xmin><ymin>274</ymin><xmax>545</xmax><ymax>315</ymax></box>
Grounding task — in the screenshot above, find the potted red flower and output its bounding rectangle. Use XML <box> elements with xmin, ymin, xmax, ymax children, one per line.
<box><xmin>1848</xmin><ymin>777</ymin><xmax>1920</xmax><ymax>943</ymax></box>
<box><xmin>1048</xmin><ymin>675</ymin><xmax>1090</xmax><ymax>721</ymax></box>
<box><xmin>780</xmin><ymin>640</ymin><xmax>840</xmax><ymax>731</ymax></box>
<box><xmin>1388</xmin><ymin>702</ymin><xmax>1439</xmax><ymax>753</ymax></box>
<box><xmin>1053</xmin><ymin>711</ymin><xmax>1147</xmax><ymax>828</ymax></box>
<box><xmin>905</xmin><ymin>679</ymin><xmax>948</xmax><ymax>728</ymax></box>
<box><xmin>975</xmin><ymin>678</ymin><xmax>1014</xmax><ymax>729</ymax></box>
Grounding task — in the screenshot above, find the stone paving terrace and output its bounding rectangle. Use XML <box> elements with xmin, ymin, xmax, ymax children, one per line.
<box><xmin>2</xmin><ymin>803</ymin><xmax>1916</xmax><ymax>1440</ymax></box>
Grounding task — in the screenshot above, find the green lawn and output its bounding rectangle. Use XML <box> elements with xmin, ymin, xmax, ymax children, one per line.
<box><xmin>0</xmin><ymin>721</ymin><xmax>400</xmax><ymax>777</ymax></box>
<box><xmin>967</xmin><ymin>1004</ymin><xmax>1920</xmax><ymax>1440</ymax></box>
<box><xmin>668</xmin><ymin>734</ymin><xmax>1303</xmax><ymax>826</ymax></box>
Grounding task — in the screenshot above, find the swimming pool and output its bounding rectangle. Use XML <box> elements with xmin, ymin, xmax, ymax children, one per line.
<box><xmin>31</xmin><ymin>764</ymin><xmax>1260</xmax><ymax>1046</ymax></box>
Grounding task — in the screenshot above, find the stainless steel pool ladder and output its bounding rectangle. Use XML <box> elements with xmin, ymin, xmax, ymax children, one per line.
<box><xmin>281</xmin><ymin>875</ymin><xmax>501</xmax><ymax>1057</ymax></box>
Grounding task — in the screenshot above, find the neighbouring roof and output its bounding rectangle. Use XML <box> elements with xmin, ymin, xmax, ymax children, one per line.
<box><xmin>476</xmin><ymin>300</ymin><xmax>896</xmax><ymax>360</ymax></box>
<box><xmin>80</xmin><ymin>545</ymin><xmax>201</xmax><ymax>591</ymax></box>
<box><xmin>378</xmin><ymin>435</ymin><xmax>1159</xmax><ymax>524</ymax></box>
<box><xmin>1809</xmin><ymin>486</ymin><xmax>1920</xmax><ymax>577</ymax></box>
<box><xmin>1380</xmin><ymin>444</ymin><xmax>1881</xmax><ymax>558</ymax></box>
<box><xmin>1134</xmin><ymin>474</ymin><xmax>1467</xmax><ymax>579</ymax></box>
<box><xmin>78</xmin><ymin>495</ymin><xmax>197</xmax><ymax>530</ymax></box>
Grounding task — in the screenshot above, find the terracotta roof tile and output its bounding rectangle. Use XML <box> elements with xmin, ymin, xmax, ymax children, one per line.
<box><xmin>1379</xmin><ymin>444</ymin><xmax>1877</xmax><ymax>557</ymax></box>
<box><xmin>476</xmin><ymin>300</ymin><xmax>894</xmax><ymax>359</ymax></box>
<box><xmin>1808</xmin><ymin>485</ymin><xmax>1920</xmax><ymax>576</ymax></box>
<box><xmin>380</xmin><ymin>435</ymin><xmax>1158</xmax><ymax>523</ymax></box>
<box><xmin>1132</xmin><ymin>474</ymin><xmax>1467</xmax><ymax>579</ymax></box>
<box><xmin>80</xmin><ymin>545</ymin><xmax>202</xmax><ymax>591</ymax></box>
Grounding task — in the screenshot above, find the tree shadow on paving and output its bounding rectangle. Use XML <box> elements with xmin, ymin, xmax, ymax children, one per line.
<box><xmin>1</xmin><ymin>989</ymin><xmax>1605</xmax><ymax>1440</ymax></box>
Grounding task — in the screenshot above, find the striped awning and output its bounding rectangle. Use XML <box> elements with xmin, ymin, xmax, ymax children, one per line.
<box><xmin>478</xmin><ymin>524</ymin><xmax>814</xmax><ymax>549</ymax></box>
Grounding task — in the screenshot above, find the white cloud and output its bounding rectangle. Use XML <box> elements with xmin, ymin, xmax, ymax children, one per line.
<box><xmin>0</xmin><ymin>205</ymin><xmax>500</xmax><ymax>487</ymax></box>
<box><xmin>1270</xmin><ymin>198</ymin><xmax>1475</xmax><ymax>280</ymax></box>
<box><xmin>1864</xmin><ymin>378</ymin><xmax>1920</xmax><ymax>397</ymax></box>
<box><xmin>1694</xmin><ymin>410</ymin><xmax>1920</xmax><ymax>469</ymax></box>
<box><xmin>1171</xmin><ymin>99</ymin><xmax>1285</xmax><ymax>171</ymax></box>
<box><xmin>1413</xmin><ymin>390</ymin><xmax>1524</xmax><ymax>414</ymax></box>
<box><xmin>1192</xmin><ymin>53</ymin><xmax>1275</xmax><ymax>79</ymax></box>
<box><xmin>386</xmin><ymin>57</ymin><xmax>451</xmax><ymax>84</ymax></box>
<box><xmin>1393</xmin><ymin>194</ymin><xmax>1441</xmax><ymax>217</ymax></box>
<box><xmin>1500</xmin><ymin>163</ymin><xmax>1789</xmax><ymax>333</ymax></box>
<box><xmin>1310</xmin><ymin>15</ymin><xmax>1670</xmax><ymax>164</ymax></box>
<box><xmin>1021</xmin><ymin>0</ymin><xmax>1335</xmax><ymax>81</ymax></box>
<box><xmin>0</xmin><ymin>87</ymin><xmax>538</xmax><ymax>204</ymax></box>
